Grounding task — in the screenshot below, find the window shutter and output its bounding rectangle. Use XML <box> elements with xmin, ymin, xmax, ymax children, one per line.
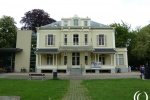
<box><xmin>45</xmin><ymin>35</ymin><xmax>48</xmax><ymax>46</ymax></box>
<box><xmin>53</xmin><ymin>35</ymin><xmax>55</xmax><ymax>45</ymax></box>
<box><xmin>105</xmin><ymin>35</ymin><xmax>107</xmax><ymax>46</ymax></box>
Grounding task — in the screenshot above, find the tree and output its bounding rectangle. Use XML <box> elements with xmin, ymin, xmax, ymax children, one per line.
<box><xmin>110</xmin><ymin>22</ymin><xmax>131</xmax><ymax>47</ymax></box>
<box><xmin>0</xmin><ymin>16</ymin><xmax>17</xmax><ymax>48</ymax></box>
<box><xmin>20</xmin><ymin>9</ymin><xmax>56</xmax><ymax>32</ymax></box>
<box><xmin>132</xmin><ymin>24</ymin><xmax>150</xmax><ymax>65</ymax></box>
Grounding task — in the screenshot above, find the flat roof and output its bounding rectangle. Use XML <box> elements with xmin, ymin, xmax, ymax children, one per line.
<box><xmin>0</xmin><ymin>48</ymin><xmax>22</xmax><ymax>53</ymax></box>
<box><xmin>93</xmin><ymin>48</ymin><xmax>116</xmax><ymax>53</ymax></box>
<box><xmin>36</xmin><ymin>49</ymin><xmax>59</xmax><ymax>54</ymax></box>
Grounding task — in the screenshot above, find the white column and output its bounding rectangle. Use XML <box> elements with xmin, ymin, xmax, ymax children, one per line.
<box><xmin>36</xmin><ymin>54</ymin><xmax>38</xmax><ymax>66</ymax></box>
<box><xmin>56</xmin><ymin>54</ymin><xmax>57</xmax><ymax>66</ymax></box>
<box><xmin>40</xmin><ymin>54</ymin><xmax>42</xmax><ymax>66</ymax></box>
<box><xmin>110</xmin><ymin>54</ymin><xmax>113</xmax><ymax>65</ymax></box>
<box><xmin>114</xmin><ymin>54</ymin><xmax>116</xmax><ymax>66</ymax></box>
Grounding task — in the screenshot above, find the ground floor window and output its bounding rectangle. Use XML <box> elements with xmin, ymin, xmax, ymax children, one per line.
<box><xmin>85</xmin><ymin>56</ymin><xmax>88</xmax><ymax>65</ymax></box>
<box><xmin>116</xmin><ymin>54</ymin><xmax>124</xmax><ymax>65</ymax></box>
<box><xmin>99</xmin><ymin>55</ymin><xmax>105</xmax><ymax>65</ymax></box>
<box><xmin>47</xmin><ymin>54</ymin><xmax>53</xmax><ymax>65</ymax></box>
<box><xmin>72</xmin><ymin>52</ymin><xmax>80</xmax><ymax>65</ymax></box>
<box><xmin>64</xmin><ymin>56</ymin><xmax>67</xmax><ymax>65</ymax></box>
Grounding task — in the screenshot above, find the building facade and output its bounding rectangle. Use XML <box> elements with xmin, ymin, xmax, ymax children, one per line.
<box><xmin>35</xmin><ymin>15</ymin><xmax>128</xmax><ymax>74</ymax></box>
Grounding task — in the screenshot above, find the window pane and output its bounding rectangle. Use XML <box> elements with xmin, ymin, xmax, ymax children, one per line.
<box><xmin>85</xmin><ymin>56</ymin><xmax>88</xmax><ymax>65</ymax></box>
<box><xmin>64</xmin><ymin>34</ymin><xmax>67</xmax><ymax>45</ymax></box>
<box><xmin>48</xmin><ymin>35</ymin><xmax>54</xmax><ymax>45</ymax></box>
<box><xmin>74</xmin><ymin>19</ymin><xmax>78</xmax><ymax>26</ymax></box>
<box><xmin>73</xmin><ymin>34</ymin><xmax>79</xmax><ymax>45</ymax></box>
<box><xmin>64</xmin><ymin>56</ymin><xmax>67</xmax><ymax>65</ymax></box>
<box><xmin>47</xmin><ymin>54</ymin><xmax>53</xmax><ymax>65</ymax></box>
<box><xmin>98</xmin><ymin>34</ymin><xmax>104</xmax><ymax>45</ymax></box>
<box><xmin>84</xmin><ymin>21</ymin><xmax>88</xmax><ymax>26</ymax></box>
<box><xmin>85</xmin><ymin>34</ymin><xmax>88</xmax><ymax>45</ymax></box>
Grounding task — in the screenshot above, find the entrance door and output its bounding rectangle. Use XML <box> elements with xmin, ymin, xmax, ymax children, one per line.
<box><xmin>71</xmin><ymin>52</ymin><xmax>82</xmax><ymax>75</ymax></box>
<box><xmin>72</xmin><ymin>52</ymin><xmax>80</xmax><ymax>68</ymax></box>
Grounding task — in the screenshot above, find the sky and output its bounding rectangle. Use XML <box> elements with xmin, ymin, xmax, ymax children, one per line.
<box><xmin>0</xmin><ymin>0</ymin><xmax>150</xmax><ymax>29</ymax></box>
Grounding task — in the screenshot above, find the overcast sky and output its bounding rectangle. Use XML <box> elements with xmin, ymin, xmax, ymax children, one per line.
<box><xmin>0</xmin><ymin>0</ymin><xmax>149</xmax><ymax>29</ymax></box>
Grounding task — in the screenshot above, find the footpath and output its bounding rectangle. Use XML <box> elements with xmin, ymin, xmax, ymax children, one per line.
<box><xmin>62</xmin><ymin>80</ymin><xmax>91</xmax><ymax>100</ymax></box>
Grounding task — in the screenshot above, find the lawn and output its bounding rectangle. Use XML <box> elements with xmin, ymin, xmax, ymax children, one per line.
<box><xmin>83</xmin><ymin>79</ymin><xmax>150</xmax><ymax>100</ymax></box>
<box><xmin>0</xmin><ymin>79</ymin><xmax>69</xmax><ymax>100</ymax></box>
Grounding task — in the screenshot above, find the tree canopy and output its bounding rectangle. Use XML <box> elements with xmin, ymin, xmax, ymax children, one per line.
<box><xmin>110</xmin><ymin>22</ymin><xmax>131</xmax><ymax>47</ymax></box>
<box><xmin>20</xmin><ymin>9</ymin><xmax>56</xmax><ymax>32</ymax></box>
<box><xmin>132</xmin><ymin>24</ymin><xmax>150</xmax><ymax>65</ymax></box>
<box><xmin>0</xmin><ymin>16</ymin><xmax>17</xmax><ymax>48</ymax></box>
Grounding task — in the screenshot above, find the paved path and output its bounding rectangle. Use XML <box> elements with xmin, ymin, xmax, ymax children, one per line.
<box><xmin>62</xmin><ymin>80</ymin><xmax>91</xmax><ymax>100</ymax></box>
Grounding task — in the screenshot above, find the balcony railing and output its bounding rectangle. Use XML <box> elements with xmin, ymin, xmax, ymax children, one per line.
<box><xmin>59</xmin><ymin>42</ymin><xmax>93</xmax><ymax>51</ymax></box>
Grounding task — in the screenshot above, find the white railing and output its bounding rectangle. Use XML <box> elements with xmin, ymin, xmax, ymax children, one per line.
<box><xmin>59</xmin><ymin>42</ymin><xmax>93</xmax><ymax>47</ymax></box>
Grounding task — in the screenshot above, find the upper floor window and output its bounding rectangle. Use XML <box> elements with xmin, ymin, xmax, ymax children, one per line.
<box><xmin>84</xmin><ymin>21</ymin><xmax>88</xmax><ymax>26</ymax></box>
<box><xmin>97</xmin><ymin>34</ymin><xmax>105</xmax><ymax>46</ymax></box>
<box><xmin>64</xmin><ymin>20</ymin><xmax>68</xmax><ymax>26</ymax></box>
<box><xmin>64</xmin><ymin>34</ymin><xmax>67</xmax><ymax>45</ymax></box>
<box><xmin>73</xmin><ymin>34</ymin><xmax>79</xmax><ymax>45</ymax></box>
<box><xmin>85</xmin><ymin>34</ymin><xmax>88</xmax><ymax>45</ymax></box>
<box><xmin>116</xmin><ymin>54</ymin><xmax>124</xmax><ymax>65</ymax></box>
<box><xmin>74</xmin><ymin>19</ymin><xmax>78</xmax><ymax>26</ymax></box>
<box><xmin>46</xmin><ymin>34</ymin><xmax>55</xmax><ymax>46</ymax></box>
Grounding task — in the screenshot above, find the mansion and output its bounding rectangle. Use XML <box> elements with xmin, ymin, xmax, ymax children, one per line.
<box><xmin>15</xmin><ymin>15</ymin><xmax>128</xmax><ymax>74</ymax></box>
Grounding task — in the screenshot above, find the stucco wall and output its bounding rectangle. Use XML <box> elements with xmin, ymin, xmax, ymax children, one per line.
<box><xmin>37</xmin><ymin>28</ymin><xmax>115</xmax><ymax>49</ymax></box>
<box><xmin>15</xmin><ymin>30</ymin><xmax>32</xmax><ymax>72</ymax></box>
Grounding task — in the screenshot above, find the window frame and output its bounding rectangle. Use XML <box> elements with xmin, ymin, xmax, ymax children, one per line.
<box><xmin>64</xmin><ymin>34</ymin><xmax>67</xmax><ymax>45</ymax></box>
<box><xmin>116</xmin><ymin>54</ymin><xmax>124</xmax><ymax>65</ymax></box>
<box><xmin>47</xmin><ymin>34</ymin><xmax>55</xmax><ymax>46</ymax></box>
<box><xmin>97</xmin><ymin>34</ymin><xmax>105</xmax><ymax>46</ymax></box>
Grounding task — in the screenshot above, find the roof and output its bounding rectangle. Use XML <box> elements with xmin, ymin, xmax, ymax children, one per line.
<box><xmin>36</xmin><ymin>49</ymin><xmax>59</xmax><ymax>54</ymax></box>
<box><xmin>0</xmin><ymin>48</ymin><xmax>22</xmax><ymax>53</ymax></box>
<box><xmin>93</xmin><ymin>48</ymin><xmax>116</xmax><ymax>53</ymax></box>
<box><xmin>39</xmin><ymin>21</ymin><xmax>111</xmax><ymax>30</ymax></box>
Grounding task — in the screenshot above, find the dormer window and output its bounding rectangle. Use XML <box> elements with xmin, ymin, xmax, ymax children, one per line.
<box><xmin>64</xmin><ymin>20</ymin><xmax>68</xmax><ymax>26</ymax></box>
<box><xmin>84</xmin><ymin>21</ymin><xmax>88</xmax><ymax>26</ymax></box>
<box><xmin>74</xmin><ymin>19</ymin><xmax>78</xmax><ymax>26</ymax></box>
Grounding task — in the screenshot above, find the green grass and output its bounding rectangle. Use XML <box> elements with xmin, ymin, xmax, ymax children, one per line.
<box><xmin>83</xmin><ymin>79</ymin><xmax>150</xmax><ymax>100</ymax></box>
<box><xmin>0</xmin><ymin>79</ymin><xmax>69</xmax><ymax>100</ymax></box>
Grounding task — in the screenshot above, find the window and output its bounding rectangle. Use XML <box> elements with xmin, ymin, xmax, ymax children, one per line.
<box><xmin>85</xmin><ymin>56</ymin><xmax>88</xmax><ymax>65</ymax></box>
<box><xmin>73</xmin><ymin>34</ymin><xmax>79</xmax><ymax>45</ymax></box>
<box><xmin>64</xmin><ymin>56</ymin><xmax>67</xmax><ymax>65</ymax></box>
<box><xmin>47</xmin><ymin>54</ymin><xmax>53</xmax><ymax>65</ymax></box>
<box><xmin>72</xmin><ymin>52</ymin><xmax>80</xmax><ymax>65</ymax></box>
<box><xmin>99</xmin><ymin>55</ymin><xmax>105</xmax><ymax>65</ymax></box>
<box><xmin>85</xmin><ymin>34</ymin><xmax>88</xmax><ymax>45</ymax></box>
<box><xmin>74</xmin><ymin>19</ymin><xmax>78</xmax><ymax>26</ymax></box>
<box><xmin>64</xmin><ymin>20</ymin><xmax>68</xmax><ymax>26</ymax></box>
<box><xmin>84</xmin><ymin>21</ymin><xmax>88</xmax><ymax>26</ymax></box>
<box><xmin>97</xmin><ymin>34</ymin><xmax>105</xmax><ymax>45</ymax></box>
<box><xmin>64</xmin><ymin>34</ymin><xmax>67</xmax><ymax>45</ymax></box>
<box><xmin>116</xmin><ymin>54</ymin><xmax>124</xmax><ymax>65</ymax></box>
<box><xmin>47</xmin><ymin>34</ymin><xmax>55</xmax><ymax>45</ymax></box>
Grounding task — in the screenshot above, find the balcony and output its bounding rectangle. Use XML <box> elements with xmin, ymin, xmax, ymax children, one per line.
<box><xmin>59</xmin><ymin>42</ymin><xmax>93</xmax><ymax>51</ymax></box>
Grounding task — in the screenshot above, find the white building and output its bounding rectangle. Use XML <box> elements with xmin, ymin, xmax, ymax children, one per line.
<box><xmin>35</xmin><ymin>15</ymin><xmax>128</xmax><ymax>74</ymax></box>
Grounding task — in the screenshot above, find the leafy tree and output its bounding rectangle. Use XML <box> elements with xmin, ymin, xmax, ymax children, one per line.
<box><xmin>132</xmin><ymin>24</ymin><xmax>150</xmax><ymax>65</ymax></box>
<box><xmin>0</xmin><ymin>16</ymin><xmax>17</xmax><ymax>48</ymax></box>
<box><xmin>110</xmin><ymin>22</ymin><xmax>131</xmax><ymax>47</ymax></box>
<box><xmin>20</xmin><ymin>9</ymin><xmax>56</xmax><ymax>32</ymax></box>
<box><xmin>110</xmin><ymin>22</ymin><xmax>140</xmax><ymax>67</ymax></box>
